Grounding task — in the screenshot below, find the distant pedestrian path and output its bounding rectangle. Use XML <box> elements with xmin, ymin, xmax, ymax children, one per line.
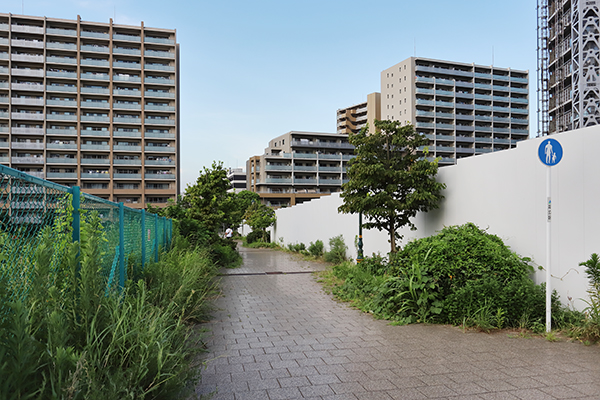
<box><xmin>197</xmin><ymin>246</ymin><xmax>600</xmax><ymax>399</ymax></box>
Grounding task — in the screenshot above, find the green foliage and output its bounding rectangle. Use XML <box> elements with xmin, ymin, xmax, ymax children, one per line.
<box><xmin>244</xmin><ymin>202</ymin><xmax>276</xmax><ymax>242</ymax></box>
<box><xmin>0</xmin><ymin>214</ymin><xmax>218</xmax><ymax>399</ymax></box>
<box><xmin>287</xmin><ymin>242</ymin><xmax>306</xmax><ymax>253</ymax></box>
<box><xmin>324</xmin><ymin>235</ymin><xmax>348</xmax><ymax>264</ymax></box>
<box><xmin>245</xmin><ymin>230</ymin><xmax>264</xmax><ymax>244</ymax></box>
<box><xmin>308</xmin><ymin>240</ymin><xmax>324</xmax><ymax>257</ymax></box>
<box><xmin>211</xmin><ymin>238</ymin><xmax>243</xmax><ymax>268</ymax></box>
<box><xmin>323</xmin><ymin>223</ymin><xmax>560</xmax><ymax>332</ymax></box>
<box><xmin>569</xmin><ymin>253</ymin><xmax>600</xmax><ymax>342</ymax></box>
<box><xmin>339</xmin><ymin>121</ymin><xmax>446</xmax><ymax>253</ymax></box>
<box><xmin>579</xmin><ymin>253</ymin><xmax>600</xmax><ymax>287</ymax></box>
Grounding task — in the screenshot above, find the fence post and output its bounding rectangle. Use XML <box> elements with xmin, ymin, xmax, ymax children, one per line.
<box><xmin>72</xmin><ymin>186</ymin><xmax>80</xmax><ymax>244</ymax></box>
<box><xmin>141</xmin><ymin>209</ymin><xmax>146</xmax><ymax>267</ymax></box>
<box><xmin>154</xmin><ymin>213</ymin><xmax>159</xmax><ymax>262</ymax></box>
<box><xmin>119</xmin><ymin>202</ymin><xmax>125</xmax><ymax>289</ymax></box>
<box><xmin>162</xmin><ymin>216</ymin><xmax>166</xmax><ymax>250</ymax></box>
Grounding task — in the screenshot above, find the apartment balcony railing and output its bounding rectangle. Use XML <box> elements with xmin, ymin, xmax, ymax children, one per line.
<box><xmin>114</xmin><ymin>173</ymin><xmax>142</xmax><ymax>179</ymax></box>
<box><xmin>113</xmin><ymin>89</ymin><xmax>141</xmax><ymax>96</ymax></box>
<box><xmin>81</xmin><ymin>73</ymin><xmax>109</xmax><ymax>81</ymax></box>
<box><xmin>512</xmin><ymin>128</ymin><xmax>529</xmax><ymax>134</ymax></box>
<box><xmin>114</xmin><ymin>131</ymin><xmax>142</xmax><ymax>138</ymax></box>
<box><xmin>144</xmin><ymin>118</ymin><xmax>175</xmax><ymax>125</ymax></box>
<box><xmin>46</xmin><ymin>42</ymin><xmax>77</xmax><ymax>51</ymax></box>
<box><xmin>114</xmin><ymin>145</ymin><xmax>141</xmax><ymax>151</ymax></box>
<box><xmin>319</xmin><ymin>179</ymin><xmax>341</xmax><ymax>185</ymax></box>
<box><xmin>81</xmin><ymin>144</ymin><xmax>110</xmax><ymax>151</ymax></box>
<box><xmin>293</xmin><ymin>178</ymin><xmax>317</xmax><ymax>184</ymax></box>
<box><xmin>47</xmin><ymin>99</ymin><xmax>77</xmax><ymax>107</ymax></box>
<box><xmin>474</xmin><ymin>105</ymin><xmax>492</xmax><ymax>111</ymax></box>
<box><xmin>492</xmin><ymin>75</ymin><xmax>510</xmax><ymax>81</ymax></box>
<box><xmin>47</xmin><ymin>71</ymin><xmax>77</xmax><ymax>79</ymax></box>
<box><xmin>80</xmin><ymin>31</ymin><xmax>109</xmax><ymax>39</ymax></box>
<box><xmin>47</xmin><ymin>157</ymin><xmax>77</xmax><ymax>164</ymax></box>
<box><xmin>11</xmin><ymin>127</ymin><xmax>44</xmax><ymax>135</ymax></box>
<box><xmin>12</xmin><ymin>97</ymin><xmax>44</xmax><ymax>106</ymax></box>
<box><xmin>80</xmin><ymin>172</ymin><xmax>109</xmax><ymax>179</ymax></box>
<box><xmin>11</xmin><ymin>142</ymin><xmax>44</xmax><ymax>150</ymax></box>
<box><xmin>145</xmin><ymin>132</ymin><xmax>175</xmax><ymax>139</ymax></box>
<box><xmin>113</xmin><ymin>75</ymin><xmax>141</xmax><ymax>83</ymax></box>
<box><xmin>81</xmin><ymin>115</ymin><xmax>109</xmax><ymax>122</ymax></box>
<box><xmin>80</xmin><ymin>45</ymin><xmax>109</xmax><ymax>53</ymax></box>
<box><xmin>144</xmin><ymin>146</ymin><xmax>174</xmax><ymax>152</ymax></box>
<box><xmin>46</xmin><ymin>85</ymin><xmax>77</xmax><ymax>92</ymax></box>
<box><xmin>11</xmin><ymin>39</ymin><xmax>44</xmax><ymax>49</ymax></box>
<box><xmin>144</xmin><ymin>173</ymin><xmax>175</xmax><ymax>180</ymax></box>
<box><xmin>291</xmin><ymin>140</ymin><xmax>353</xmax><ymax>149</ymax></box>
<box><xmin>511</xmin><ymin>98</ymin><xmax>528</xmax><ymax>104</ymax></box>
<box><xmin>511</xmin><ymin>77</ymin><xmax>528</xmax><ymax>84</ymax></box>
<box><xmin>144</xmin><ymin>37</ymin><xmax>175</xmax><ymax>45</ymax></box>
<box><xmin>12</xmin><ymin>112</ymin><xmax>44</xmax><ymax>120</ymax></box>
<box><xmin>293</xmin><ymin>166</ymin><xmax>317</xmax><ymax>172</ymax></box>
<box><xmin>47</xmin><ymin>143</ymin><xmax>77</xmax><ymax>150</ymax></box>
<box><xmin>81</xmin><ymin>101</ymin><xmax>110</xmax><ymax>109</ymax></box>
<box><xmin>144</xmin><ymin>91</ymin><xmax>174</xmax><ymax>98</ymax></box>
<box><xmin>80</xmin><ymin>131</ymin><xmax>110</xmax><ymax>137</ymax></box>
<box><xmin>11</xmin><ymin>83</ymin><xmax>43</xmax><ymax>91</ymax></box>
<box><xmin>474</xmin><ymin>72</ymin><xmax>491</xmax><ymax>79</ymax></box>
<box><xmin>47</xmin><ymin>128</ymin><xmax>77</xmax><ymax>135</ymax></box>
<box><xmin>12</xmin><ymin>156</ymin><xmax>44</xmax><ymax>164</ymax></box>
<box><xmin>12</xmin><ymin>68</ymin><xmax>44</xmax><ymax>77</ymax></box>
<box><xmin>47</xmin><ymin>56</ymin><xmax>77</xmax><ymax>64</ymax></box>
<box><xmin>145</xmin><ymin>159</ymin><xmax>175</xmax><ymax>166</ymax></box>
<box><xmin>144</xmin><ymin>50</ymin><xmax>174</xmax><ymax>58</ymax></box>
<box><xmin>81</xmin><ymin>158</ymin><xmax>109</xmax><ymax>165</ymax></box>
<box><xmin>113</xmin><ymin>116</ymin><xmax>141</xmax><ymax>123</ymax></box>
<box><xmin>144</xmin><ymin>63</ymin><xmax>175</xmax><ymax>72</ymax></box>
<box><xmin>81</xmin><ymin>87</ymin><xmax>109</xmax><ymax>94</ymax></box>
<box><xmin>47</xmin><ymin>172</ymin><xmax>78</xmax><ymax>179</ymax></box>
<box><xmin>144</xmin><ymin>104</ymin><xmax>175</xmax><ymax>112</ymax></box>
<box><xmin>81</xmin><ymin>59</ymin><xmax>110</xmax><ymax>67</ymax></box>
<box><xmin>144</xmin><ymin>77</ymin><xmax>174</xmax><ymax>85</ymax></box>
<box><xmin>494</xmin><ymin>128</ymin><xmax>510</xmax><ymax>134</ymax></box>
<box><xmin>265</xmin><ymin>178</ymin><xmax>292</xmax><ymax>184</ymax></box>
<box><xmin>113</xmin><ymin>34</ymin><xmax>140</xmax><ymax>42</ymax></box>
<box><xmin>113</xmin><ymin>48</ymin><xmax>141</xmax><ymax>56</ymax></box>
<box><xmin>46</xmin><ymin>28</ymin><xmax>77</xmax><ymax>36</ymax></box>
<box><xmin>510</xmin><ymin>87</ymin><xmax>528</xmax><ymax>94</ymax></box>
<box><xmin>319</xmin><ymin>167</ymin><xmax>342</xmax><ymax>172</ymax></box>
<box><xmin>292</xmin><ymin>153</ymin><xmax>317</xmax><ymax>159</ymax></box>
<box><xmin>474</xmin><ymin>127</ymin><xmax>493</xmax><ymax>133</ymax></box>
<box><xmin>265</xmin><ymin>165</ymin><xmax>292</xmax><ymax>171</ymax></box>
<box><xmin>113</xmin><ymin>61</ymin><xmax>140</xmax><ymax>69</ymax></box>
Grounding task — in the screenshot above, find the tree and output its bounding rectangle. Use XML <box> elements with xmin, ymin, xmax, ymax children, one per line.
<box><xmin>244</xmin><ymin>202</ymin><xmax>276</xmax><ymax>242</ymax></box>
<box><xmin>338</xmin><ymin>120</ymin><xmax>445</xmax><ymax>253</ymax></box>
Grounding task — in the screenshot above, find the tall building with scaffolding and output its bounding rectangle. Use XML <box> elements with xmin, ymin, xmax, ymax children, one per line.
<box><xmin>538</xmin><ymin>0</ymin><xmax>600</xmax><ymax>135</ymax></box>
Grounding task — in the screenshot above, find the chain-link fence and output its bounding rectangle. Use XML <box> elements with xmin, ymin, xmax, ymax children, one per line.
<box><xmin>0</xmin><ymin>164</ymin><xmax>173</xmax><ymax>302</ymax></box>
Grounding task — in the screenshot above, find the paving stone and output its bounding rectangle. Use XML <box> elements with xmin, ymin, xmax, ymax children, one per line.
<box><xmin>196</xmin><ymin>246</ymin><xmax>600</xmax><ymax>400</ymax></box>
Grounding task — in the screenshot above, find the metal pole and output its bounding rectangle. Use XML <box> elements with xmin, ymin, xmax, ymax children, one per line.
<box><xmin>546</xmin><ymin>166</ymin><xmax>552</xmax><ymax>333</ymax></box>
<box><xmin>72</xmin><ymin>186</ymin><xmax>80</xmax><ymax>244</ymax></box>
<box><xmin>119</xmin><ymin>202</ymin><xmax>125</xmax><ymax>290</ymax></box>
<box><xmin>154</xmin><ymin>213</ymin><xmax>159</xmax><ymax>262</ymax></box>
<box><xmin>141</xmin><ymin>209</ymin><xmax>146</xmax><ymax>268</ymax></box>
<box><xmin>357</xmin><ymin>212</ymin><xmax>364</xmax><ymax>263</ymax></box>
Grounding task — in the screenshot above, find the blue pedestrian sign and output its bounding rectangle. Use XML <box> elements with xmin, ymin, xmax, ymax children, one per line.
<box><xmin>538</xmin><ymin>138</ymin><xmax>563</xmax><ymax>166</ymax></box>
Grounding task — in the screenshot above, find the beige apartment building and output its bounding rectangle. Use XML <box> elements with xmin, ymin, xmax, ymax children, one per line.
<box><xmin>336</xmin><ymin>92</ymin><xmax>380</xmax><ymax>135</ymax></box>
<box><xmin>247</xmin><ymin>131</ymin><xmax>354</xmax><ymax>207</ymax></box>
<box><xmin>0</xmin><ymin>13</ymin><xmax>179</xmax><ymax>208</ymax></box>
<box><xmin>381</xmin><ymin>57</ymin><xmax>529</xmax><ymax>166</ymax></box>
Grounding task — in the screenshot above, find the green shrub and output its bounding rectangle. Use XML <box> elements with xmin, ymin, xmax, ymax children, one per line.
<box><xmin>324</xmin><ymin>235</ymin><xmax>348</xmax><ymax>264</ymax></box>
<box><xmin>308</xmin><ymin>240</ymin><xmax>324</xmax><ymax>257</ymax></box>
<box><xmin>211</xmin><ymin>238</ymin><xmax>242</xmax><ymax>268</ymax></box>
<box><xmin>246</xmin><ymin>230</ymin><xmax>264</xmax><ymax>244</ymax></box>
<box><xmin>287</xmin><ymin>243</ymin><xmax>306</xmax><ymax>253</ymax></box>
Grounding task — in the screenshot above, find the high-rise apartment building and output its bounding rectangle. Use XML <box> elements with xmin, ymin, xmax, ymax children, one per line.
<box><xmin>247</xmin><ymin>131</ymin><xmax>354</xmax><ymax>207</ymax></box>
<box><xmin>336</xmin><ymin>92</ymin><xmax>380</xmax><ymax>135</ymax></box>
<box><xmin>381</xmin><ymin>57</ymin><xmax>529</xmax><ymax>166</ymax></box>
<box><xmin>538</xmin><ymin>0</ymin><xmax>600</xmax><ymax>135</ymax></box>
<box><xmin>0</xmin><ymin>13</ymin><xmax>179</xmax><ymax>208</ymax></box>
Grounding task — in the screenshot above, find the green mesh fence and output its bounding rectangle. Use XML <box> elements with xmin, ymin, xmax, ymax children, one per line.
<box><xmin>0</xmin><ymin>165</ymin><xmax>173</xmax><ymax>303</ymax></box>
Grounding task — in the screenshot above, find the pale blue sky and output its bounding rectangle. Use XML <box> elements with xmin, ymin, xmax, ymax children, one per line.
<box><xmin>3</xmin><ymin>0</ymin><xmax>538</xmax><ymax>190</ymax></box>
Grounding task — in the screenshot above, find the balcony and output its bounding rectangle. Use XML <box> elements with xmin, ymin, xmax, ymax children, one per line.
<box><xmin>319</xmin><ymin>166</ymin><xmax>342</xmax><ymax>172</ymax></box>
<box><xmin>81</xmin><ymin>87</ymin><xmax>110</xmax><ymax>94</ymax></box>
<box><xmin>145</xmin><ymin>159</ymin><xmax>174</xmax><ymax>166</ymax></box>
<box><xmin>144</xmin><ymin>145</ymin><xmax>174</xmax><ymax>152</ymax></box>
<box><xmin>80</xmin><ymin>45</ymin><xmax>109</xmax><ymax>53</ymax></box>
<box><xmin>144</xmin><ymin>173</ymin><xmax>175</xmax><ymax>180</ymax></box>
<box><xmin>80</xmin><ymin>115</ymin><xmax>111</xmax><ymax>123</ymax></box>
<box><xmin>114</xmin><ymin>103</ymin><xmax>141</xmax><ymax>110</ymax></box>
<box><xmin>145</xmin><ymin>132</ymin><xmax>175</xmax><ymax>139</ymax></box>
<box><xmin>80</xmin><ymin>31</ymin><xmax>109</xmax><ymax>39</ymax></box>
<box><xmin>294</xmin><ymin>178</ymin><xmax>318</xmax><ymax>184</ymax></box>
<box><xmin>80</xmin><ymin>101</ymin><xmax>109</xmax><ymax>108</ymax></box>
<box><xmin>415</xmin><ymin>88</ymin><xmax>434</xmax><ymax>95</ymax></box>
<box><xmin>114</xmin><ymin>145</ymin><xmax>141</xmax><ymax>151</ymax></box>
<box><xmin>81</xmin><ymin>59</ymin><xmax>110</xmax><ymax>67</ymax></box>
<box><xmin>12</xmin><ymin>68</ymin><xmax>44</xmax><ymax>77</ymax></box>
<box><xmin>144</xmin><ymin>64</ymin><xmax>175</xmax><ymax>72</ymax></box>
<box><xmin>11</xmin><ymin>39</ymin><xmax>44</xmax><ymax>49</ymax></box>
<box><xmin>46</xmin><ymin>28</ymin><xmax>77</xmax><ymax>36</ymax></box>
<box><xmin>47</xmin><ymin>172</ymin><xmax>78</xmax><ymax>179</ymax></box>
<box><xmin>46</xmin><ymin>85</ymin><xmax>77</xmax><ymax>92</ymax></box>
<box><xmin>46</xmin><ymin>42</ymin><xmax>77</xmax><ymax>51</ymax></box>
<box><xmin>80</xmin><ymin>172</ymin><xmax>110</xmax><ymax>179</ymax></box>
<box><xmin>144</xmin><ymin>104</ymin><xmax>175</xmax><ymax>112</ymax></box>
<box><xmin>511</xmin><ymin>77</ymin><xmax>528</xmax><ymax>84</ymax></box>
<box><xmin>144</xmin><ymin>50</ymin><xmax>174</xmax><ymax>58</ymax></box>
<box><xmin>114</xmin><ymin>173</ymin><xmax>142</xmax><ymax>179</ymax></box>
<box><xmin>12</xmin><ymin>156</ymin><xmax>44</xmax><ymax>164</ymax></box>
<box><xmin>512</xmin><ymin>128</ymin><xmax>529</xmax><ymax>134</ymax></box>
<box><xmin>47</xmin><ymin>157</ymin><xmax>77</xmax><ymax>164</ymax></box>
<box><xmin>113</xmin><ymin>158</ymin><xmax>141</xmax><ymax>165</ymax></box>
<box><xmin>265</xmin><ymin>165</ymin><xmax>292</xmax><ymax>171</ymax></box>
<box><xmin>319</xmin><ymin>179</ymin><xmax>341</xmax><ymax>185</ymax></box>
<box><xmin>144</xmin><ymin>37</ymin><xmax>175</xmax><ymax>45</ymax></box>
<box><xmin>11</xmin><ymin>127</ymin><xmax>44</xmax><ymax>135</ymax></box>
<box><xmin>47</xmin><ymin>128</ymin><xmax>77</xmax><ymax>135</ymax></box>
<box><xmin>265</xmin><ymin>178</ymin><xmax>292</xmax><ymax>184</ymax></box>
<box><xmin>11</xmin><ymin>83</ymin><xmax>43</xmax><ymax>91</ymax></box>
<box><xmin>47</xmin><ymin>71</ymin><xmax>77</xmax><ymax>79</ymax></box>
<box><xmin>113</xmin><ymin>61</ymin><xmax>140</xmax><ymax>69</ymax></box>
<box><xmin>80</xmin><ymin>72</ymin><xmax>109</xmax><ymax>81</ymax></box>
<box><xmin>113</xmin><ymin>47</ymin><xmax>141</xmax><ymax>56</ymax></box>
<box><xmin>510</xmin><ymin>87</ymin><xmax>528</xmax><ymax>94</ymax></box>
<box><xmin>47</xmin><ymin>56</ymin><xmax>77</xmax><ymax>64</ymax></box>
<box><xmin>145</xmin><ymin>90</ymin><xmax>174</xmax><ymax>98</ymax></box>
<box><xmin>47</xmin><ymin>142</ymin><xmax>77</xmax><ymax>150</ymax></box>
<box><xmin>293</xmin><ymin>165</ymin><xmax>317</xmax><ymax>172</ymax></box>
<box><xmin>81</xmin><ymin>144</ymin><xmax>110</xmax><ymax>151</ymax></box>
<box><xmin>511</xmin><ymin>98</ymin><xmax>528</xmax><ymax>104</ymax></box>
<box><xmin>47</xmin><ymin>114</ymin><xmax>77</xmax><ymax>121</ymax></box>
<box><xmin>113</xmin><ymin>75</ymin><xmax>141</xmax><ymax>83</ymax></box>
<box><xmin>81</xmin><ymin>158</ymin><xmax>110</xmax><ymax>165</ymax></box>
<box><xmin>114</xmin><ymin>89</ymin><xmax>141</xmax><ymax>96</ymax></box>
<box><xmin>114</xmin><ymin>116</ymin><xmax>141</xmax><ymax>123</ymax></box>
<box><xmin>113</xmin><ymin>131</ymin><xmax>141</xmax><ymax>138</ymax></box>
<box><xmin>435</xmin><ymin>100</ymin><xmax>454</xmax><ymax>107</ymax></box>
<box><xmin>80</xmin><ymin>130</ymin><xmax>110</xmax><ymax>137</ymax></box>
<box><xmin>113</xmin><ymin>34</ymin><xmax>140</xmax><ymax>42</ymax></box>
<box><xmin>12</xmin><ymin>112</ymin><xmax>44</xmax><ymax>120</ymax></box>
<box><xmin>47</xmin><ymin>99</ymin><xmax>77</xmax><ymax>107</ymax></box>
<box><xmin>12</xmin><ymin>97</ymin><xmax>44</xmax><ymax>106</ymax></box>
<box><xmin>11</xmin><ymin>142</ymin><xmax>44</xmax><ymax>150</ymax></box>
<box><xmin>144</xmin><ymin>77</ymin><xmax>174</xmax><ymax>85</ymax></box>
<box><xmin>144</xmin><ymin>118</ymin><xmax>175</xmax><ymax>125</ymax></box>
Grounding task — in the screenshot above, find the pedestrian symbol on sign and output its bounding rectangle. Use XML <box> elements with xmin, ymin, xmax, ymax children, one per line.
<box><xmin>539</xmin><ymin>138</ymin><xmax>563</xmax><ymax>166</ymax></box>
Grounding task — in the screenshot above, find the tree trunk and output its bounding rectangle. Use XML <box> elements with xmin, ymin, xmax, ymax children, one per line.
<box><xmin>389</xmin><ymin>229</ymin><xmax>396</xmax><ymax>253</ymax></box>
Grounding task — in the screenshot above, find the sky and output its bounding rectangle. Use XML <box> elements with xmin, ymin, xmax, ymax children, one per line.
<box><xmin>3</xmin><ymin>0</ymin><xmax>539</xmax><ymax>191</ymax></box>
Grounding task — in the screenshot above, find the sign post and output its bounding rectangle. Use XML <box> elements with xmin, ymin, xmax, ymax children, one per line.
<box><xmin>538</xmin><ymin>138</ymin><xmax>563</xmax><ymax>333</ymax></box>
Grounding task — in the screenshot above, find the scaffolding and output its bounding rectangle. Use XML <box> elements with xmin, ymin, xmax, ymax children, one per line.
<box><xmin>537</xmin><ymin>0</ymin><xmax>550</xmax><ymax>136</ymax></box>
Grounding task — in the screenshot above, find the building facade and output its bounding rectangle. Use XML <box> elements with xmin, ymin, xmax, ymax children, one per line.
<box><xmin>246</xmin><ymin>131</ymin><xmax>354</xmax><ymax>207</ymax></box>
<box><xmin>336</xmin><ymin>92</ymin><xmax>380</xmax><ymax>135</ymax></box>
<box><xmin>227</xmin><ymin>167</ymin><xmax>246</xmax><ymax>193</ymax></box>
<box><xmin>381</xmin><ymin>57</ymin><xmax>529</xmax><ymax>166</ymax></box>
<box><xmin>0</xmin><ymin>13</ymin><xmax>179</xmax><ymax>208</ymax></box>
<box><xmin>538</xmin><ymin>0</ymin><xmax>600</xmax><ymax>135</ymax></box>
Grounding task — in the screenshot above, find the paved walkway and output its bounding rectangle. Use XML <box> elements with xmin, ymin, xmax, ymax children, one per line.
<box><xmin>196</xmin><ymin>246</ymin><xmax>600</xmax><ymax>400</ymax></box>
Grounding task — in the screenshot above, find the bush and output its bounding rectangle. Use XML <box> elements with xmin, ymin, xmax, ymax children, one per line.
<box><xmin>246</xmin><ymin>230</ymin><xmax>269</xmax><ymax>244</ymax></box>
<box><xmin>211</xmin><ymin>237</ymin><xmax>242</xmax><ymax>268</ymax></box>
<box><xmin>287</xmin><ymin>242</ymin><xmax>306</xmax><ymax>253</ymax></box>
<box><xmin>308</xmin><ymin>240</ymin><xmax>324</xmax><ymax>257</ymax></box>
<box><xmin>324</xmin><ymin>235</ymin><xmax>348</xmax><ymax>264</ymax></box>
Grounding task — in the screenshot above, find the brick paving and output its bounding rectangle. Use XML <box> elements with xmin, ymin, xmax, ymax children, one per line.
<box><xmin>196</xmin><ymin>246</ymin><xmax>600</xmax><ymax>399</ymax></box>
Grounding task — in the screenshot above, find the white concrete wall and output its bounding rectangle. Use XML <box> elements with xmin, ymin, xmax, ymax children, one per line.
<box><xmin>271</xmin><ymin>126</ymin><xmax>600</xmax><ymax>310</ymax></box>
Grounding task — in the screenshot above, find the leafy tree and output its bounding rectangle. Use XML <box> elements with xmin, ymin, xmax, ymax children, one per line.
<box><xmin>226</xmin><ymin>190</ymin><xmax>260</xmax><ymax>230</ymax></box>
<box><xmin>244</xmin><ymin>202</ymin><xmax>276</xmax><ymax>242</ymax></box>
<box><xmin>338</xmin><ymin>120</ymin><xmax>445</xmax><ymax>253</ymax></box>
